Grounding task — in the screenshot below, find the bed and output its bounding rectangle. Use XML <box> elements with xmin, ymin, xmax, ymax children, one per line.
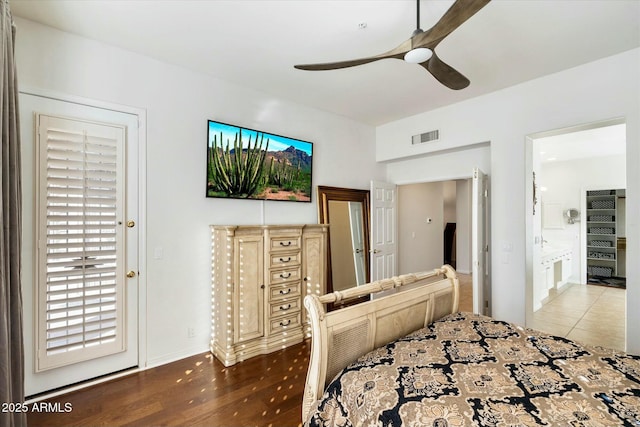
<box><xmin>302</xmin><ymin>265</ymin><xmax>640</xmax><ymax>426</ymax></box>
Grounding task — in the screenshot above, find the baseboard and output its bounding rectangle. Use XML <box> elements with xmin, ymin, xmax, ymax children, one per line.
<box><xmin>145</xmin><ymin>345</ymin><xmax>209</xmax><ymax>370</ymax></box>
<box><xmin>557</xmin><ymin>281</ymin><xmax>572</xmax><ymax>292</ymax></box>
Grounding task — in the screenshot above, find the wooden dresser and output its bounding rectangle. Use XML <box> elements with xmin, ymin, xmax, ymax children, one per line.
<box><xmin>210</xmin><ymin>224</ymin><xmax>328</xmax><ymax>366</ymax></box>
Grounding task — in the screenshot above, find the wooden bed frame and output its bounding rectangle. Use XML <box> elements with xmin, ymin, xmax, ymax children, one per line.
<box><xmin>302</xmin><ymin>265</ymin><xmax>459</xmax><ymax>421</ymax></box>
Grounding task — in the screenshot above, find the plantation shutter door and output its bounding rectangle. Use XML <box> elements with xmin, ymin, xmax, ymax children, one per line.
<box><xmin>36</xmin><ymin>114</ymin><xmax>127</xmax><ymax>371</ymax></box>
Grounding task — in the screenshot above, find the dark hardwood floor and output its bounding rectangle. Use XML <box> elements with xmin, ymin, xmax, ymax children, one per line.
<box><xmin>28</xmin><ymin>275</ymin><xmax>472</xmax><ymax>427</ymax></box>
<box><xmin>28</xmin><ymin>341</ymin><xmax>311</xmax><ymax>427</ymax></box>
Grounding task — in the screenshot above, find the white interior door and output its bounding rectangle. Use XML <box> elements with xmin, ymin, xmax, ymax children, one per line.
<box><xmin>472</xmin><ymin>167</ymin><xmax>489</xmax><ymax>315</ymax></box>
<box><xmin>20</xmin><ymin>93</ymin><xmax>140</xmax><ymax>396</ymax></box>
<box><xmin>370</xmin><ymin>181</ymin><xmax>397</xmax><ymax>280</ymax></box>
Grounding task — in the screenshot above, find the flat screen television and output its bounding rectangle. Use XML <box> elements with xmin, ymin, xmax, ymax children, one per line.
<box><xmin>206</xmin><ymin>120</ymin><xmax>313</xmax><ymax>202</ymax></box>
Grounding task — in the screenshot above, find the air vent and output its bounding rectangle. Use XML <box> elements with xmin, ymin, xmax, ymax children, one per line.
<box><xmin>412</xmin><ymin>130</ymin><xmax>440</xmax><ymax>145</ymax></box>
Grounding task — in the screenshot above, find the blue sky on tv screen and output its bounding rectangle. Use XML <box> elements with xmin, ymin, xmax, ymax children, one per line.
<box><xmin>208</xmin><ymin>121</ymin><xmax>312</xmax><ymax>156</ymax></box>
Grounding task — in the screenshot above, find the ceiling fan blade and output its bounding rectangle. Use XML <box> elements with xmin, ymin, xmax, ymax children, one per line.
<box><xmin>422</xmin><ymin>52</ymin><xmax>470</xmax><ymax>90</ymax></box>
<box><xmin>413</xmin><ymin>0</ymin><xmax>491</xmax><ymax>49</ymax></box>
<box><xmin>294</xmin><ymin>39</ymin><xmax>411</xmax><ymax>71</ymax></box>
<box><xmin>294</xmin><ymin>0</ymin><xmax>489</xmax><ymax>89</ymax></box>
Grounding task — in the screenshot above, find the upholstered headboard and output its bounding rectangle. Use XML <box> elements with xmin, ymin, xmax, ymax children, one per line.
<box><xmin>301</xmin><ymin>265</ymin><xmax>459</xmax><ymax>421</ymax></box>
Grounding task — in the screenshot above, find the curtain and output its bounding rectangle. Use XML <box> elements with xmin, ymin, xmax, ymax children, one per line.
<box><xmin>0</xmin><ymin>0</ymin><xmax>25</xmax><ymax>425</ymax></box>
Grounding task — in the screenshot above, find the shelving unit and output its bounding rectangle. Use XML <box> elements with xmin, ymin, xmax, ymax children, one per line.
<box><xmin>586</xmin><ymin>189</ymin><xmax>624</xmax><ymax>281</ymax></box>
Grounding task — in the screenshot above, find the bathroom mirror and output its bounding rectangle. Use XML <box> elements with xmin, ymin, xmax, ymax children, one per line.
<box><xmin>565</xmin><ymin>208</ymin><xmax>580</xmax><ymax>224</ymax></box>
<box><xmin>317</xmin><ymin>186</ymin><xmax>370</xmax><ymax>305</ymax></box>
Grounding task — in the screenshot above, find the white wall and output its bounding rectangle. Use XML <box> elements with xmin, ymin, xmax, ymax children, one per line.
<box><xmin>397</xmin><ymin>182</ymin><xmax>444</xmax><ymax>274</ymax></box>
<box><xmin>377</xmin><ymin>49</ymin><xmax>640</xmax><ymax>353</ymax></box>
<box><xmin>15</xmin><ymin>17</ymin><xmax>385</xmax><ymax>368</ymax></box>
<box><xmin>385</xmin><ymin>144</ymin><xmax>491</xmax><ymax>184</ymax></box>
<box><xmin>531</xmin><ymin>145</ymin><xmax>544</xmax><ymax>309</ymax></box>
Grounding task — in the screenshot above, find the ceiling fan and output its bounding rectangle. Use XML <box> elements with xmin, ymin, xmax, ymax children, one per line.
<box><xmin>294</xmin><ymin>0</ymin><xmax>491</xmax><ymax>90</ymax></box>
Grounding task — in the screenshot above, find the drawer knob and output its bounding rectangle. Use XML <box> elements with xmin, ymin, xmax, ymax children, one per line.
<box><xmin>280</xmin><ymin>304</ymin><xmax>291</xmax><ymax>310</ymax></box>
<box><xmin>280</xmin><ymin>272</ymin><xmax>292</xmax><ymax>279</ymax></box>
<box><xmin>279</xmin><ymin>257</ymin><xmax>292</xmax><ymax>263</ymax></box>
<box><xmin>279</xmin><ymin>288</ymin><xmax>291</xmax><ymax>295</ymax></box>
<box><xmin>279</xmin><ymin>241</ymin><xmax>292</xmax><ymax>247</ymax></box>
<box><xmin>280</xmin><ymin>319</ymin><xmax>291</xmax><ymax>327</ymax></box>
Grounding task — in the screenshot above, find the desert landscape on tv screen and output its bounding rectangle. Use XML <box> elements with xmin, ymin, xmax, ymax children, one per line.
<box><xmin>206</xmin><ymin>121</ymin><xmax>313</xmax><ymax>202</ymax></box>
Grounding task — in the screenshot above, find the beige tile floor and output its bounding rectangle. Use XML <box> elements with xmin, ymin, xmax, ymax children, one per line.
<box><xmin>530</xmin><ymin>282</ymin><xmax>626</xmax><ymax>352</ymax></box>
<box><xmin>457</xmin><ymin>274</ymin><xmax>626</xmax><ymax>352</ymax></box>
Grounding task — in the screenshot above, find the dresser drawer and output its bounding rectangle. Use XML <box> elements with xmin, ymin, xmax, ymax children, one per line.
<box><xmin>269</xmin><ymin>312</ymin><xmax>301</xmax><ymax>334</ymax></box>
<box><xmin>268</xmin><ymin>266</ymin><xmax>301</xmax><ymax>285</ymax></box>
<box><xmin>269</xmin><ymin>283</ymin><xmax>301</xmax><ymax>301</ymax></box>
<box><xmin>269</xmin><ymin>251</ymin><xmax>301</xmax><ymax>268</ymax></box>
<box><xmin>269</xmin><ymin>235</ymin><xmax>301</xmax><ymax>252</ymax></box>
<box><xmin>269</xmin><ymin>298</ymin><xmax>300</xmax><ymax>317</ymax></box>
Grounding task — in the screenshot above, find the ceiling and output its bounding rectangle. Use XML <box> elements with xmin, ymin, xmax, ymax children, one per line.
<box><xmin>537</xmin><ymin>123</ymin><xmax>626</xmax><ymax>164</ymax></box>
<box><xmin>10</xmin><ymin>0</ymin><xmax>640</xmax><ymax>126</ymax></box>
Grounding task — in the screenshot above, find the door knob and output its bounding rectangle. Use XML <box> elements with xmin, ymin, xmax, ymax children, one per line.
<box><xmin>126</xmin><ymin>270</ymin><xmax>136</xmax><ymax>278</ymax></box>
<box><xmin>127</xmin><ymin>220</ymin><xmax>135</xmax><ymax>228</ymax></box>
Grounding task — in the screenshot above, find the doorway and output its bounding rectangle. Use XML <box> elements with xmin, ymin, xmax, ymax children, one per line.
<box><xmin>384</xmin><ymin>143</ymin><xmax>491</xmax><ymax>314</ymax></box>
<box><xmin>525</xmin><ymin>119</ymin><xmax>626</xmax><ymax>351</ymax></box>
<box><xmin>20</xmin><ymin>90</ymin><xmax>147</xmax><ymax>397</ymax></box>
<box><xmin>397</xmin><ymin>180</ymin><xmax>471</xmax><ymax>272</ymax></box>
<box><xmin>396</xmin><ymin>172</ymin><xmax>489</xmax><ymax>314</ymax></box>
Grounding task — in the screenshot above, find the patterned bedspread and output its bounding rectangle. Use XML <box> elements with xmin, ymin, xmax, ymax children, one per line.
<box><xmin>305</xmin><ymin>312</ymin><xmax>640</xmax><ymax>427</ymax></box>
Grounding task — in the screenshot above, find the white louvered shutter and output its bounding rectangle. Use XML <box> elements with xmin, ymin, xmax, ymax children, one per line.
<box><xmin>36</xmin><ymin>114</ymin><xmax>126</xmax><ymax>371</ymax></box>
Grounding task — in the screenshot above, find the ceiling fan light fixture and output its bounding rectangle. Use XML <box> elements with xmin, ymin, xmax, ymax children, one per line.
<box><xmin>404</xmin><ymin>47</ymin><xmax>432</xmax><ymax>64</ymax></box>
